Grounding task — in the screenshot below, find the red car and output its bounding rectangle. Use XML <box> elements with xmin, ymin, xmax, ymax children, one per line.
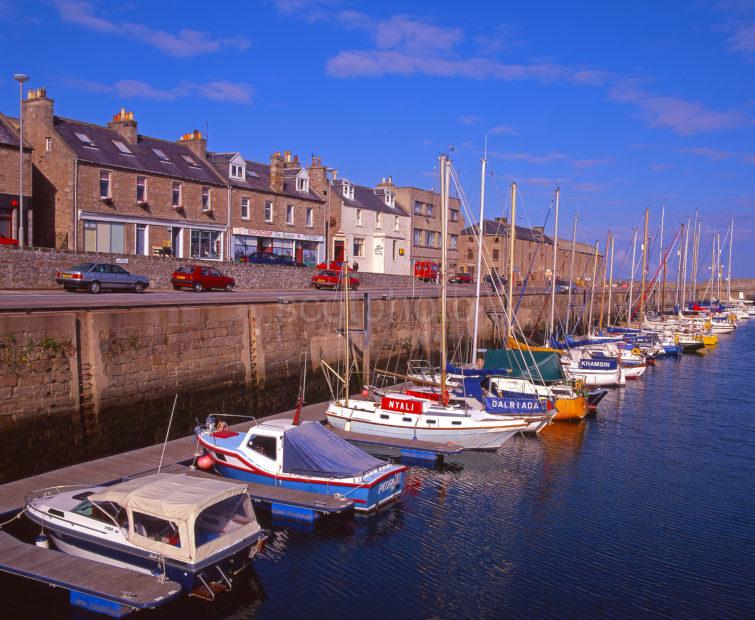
<box><xmin>315</xmin><ymin>260</ymin><xmax>351</xmax><ymax>272</ymax></box>
<box><xmin>171</xmin><ymin>265</ymin><xmax>235</xmax><ymax>292</ymax></box>
<box><xmin>0</xmin><ymin>235</ymin><xmax>18</xmax><ymax>246</ymax></box>
<box><xmin>450</xmin><ymin>272</ymin><xmax>472</xmax><ymax>284</ymax></box>
<box><xmin>414</xmin><ymin>260</ymin><xmax>439</xmax><ymax>282</ymax></box>
<box><xmin>311</xmin><ymin>269</ymin><xmax>359</xmax><ymax>290</ymax></box>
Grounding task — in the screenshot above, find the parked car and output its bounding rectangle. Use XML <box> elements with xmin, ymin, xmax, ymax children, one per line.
<box><xmin>311</xmin><ymin>270</ymin><xmax>360</xmax><ymax>290</ymax></box>
<box><xmin>449</xmin><ymin>272</ymin><xmax>472</xmax><ymax>284</ymax></box>
<box><xmin>484</xmin><ymin>273</ymin><xmax>507</xmax><ymax>287</ymax></box>
<box><xmin>171</xmin><ymin>265</ymin><xmax>235</xmax><ymax>292</ymax></box>
<box><xmin>243</xmin><ymin>251</ymin><xmax>305</xmax><ymax>267</ymax></box>
<box><xmin>0</xmin><ymin>235</ymin><xmax>18</xmax><ymax>246</ymax></box>
<box><xmin>55</xmin><ymin>263</ymin><xmax>149</xmax><ymax>294</ymax></box>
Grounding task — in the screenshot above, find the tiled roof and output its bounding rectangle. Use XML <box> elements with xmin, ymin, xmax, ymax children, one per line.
<box><xmin>461</xmin><ymin>219</ymin><xmax>554</xmax><ymax>243</ymax></box>
<box><xmin>0</xmin><ymin>114</ymin><xmax>30</xmax><ymax>149</ymax></box>
<box><xmin>54</xmin><ymin>117</ymin><xmax>224</xmax><ymax>185</ymax></box>
<box><xmin>208</xmin><ymin>152</ymin><xmax>324</xmax><ymax>202</ymax></box>
<box><xmin>332</xmin><ymin>180</ymin><xmax>409</xmax><ymax>216</ymax></box>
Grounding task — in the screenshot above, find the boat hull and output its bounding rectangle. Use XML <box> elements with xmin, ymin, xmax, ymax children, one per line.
<box><xmin>552</xmin><ymin>394</ymin><xmax>588</xmax><ymax>421</ymax></box>
<box><xmin>211</xmin><ymin>461</ymin><xmax>403</xmax><ymax>513</ymax></box>
<box><xmin>326</xmin><ymin>406</ymin><xmax>526</xmax><ymax>450</ymax></box>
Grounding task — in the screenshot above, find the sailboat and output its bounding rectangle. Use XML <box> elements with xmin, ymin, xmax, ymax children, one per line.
<box><xmin>326</xmin><ymin>155</ymin><xmax>543</xmax><ymax>449</ymax></box>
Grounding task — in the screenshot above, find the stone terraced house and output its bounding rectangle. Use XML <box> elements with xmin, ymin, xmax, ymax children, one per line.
<box><xmin>22</xmin><ymin>88</ymin><xmax>228</xmax><ymax>259</ymax></box>
<box><xmin>308</xmin><ymin>170</ymin><xmax>411</xmax><ymax>275</ymax></box>
<box><xmin>0</xmin><ymin>113</ymin><xmax>32</xmax><ymax>244</ymax></box>
<box><xmin>209</xmin><ymin>150</ymin><xmax>325</xmax><ymax>265</ymax></box>
<box><xmin>458</xmin><ymin>217</ymin><xmax>601</xmax><ymax>285</ymax></box>
<box><xmin>394</xmin><ymin>185</ymin><xmax>462</xmax><ymax>272</ymax></box>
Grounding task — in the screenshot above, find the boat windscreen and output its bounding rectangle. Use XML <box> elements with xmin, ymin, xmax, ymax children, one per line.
<box><xmin>282</xmin><ymin>421</ymin><xmax>385</xmax><ymax>478</ymax></box>
<box><xmin>194</xmin><ymin>494</ymin><xmax>255</xmax><ymax>548</ymax></box>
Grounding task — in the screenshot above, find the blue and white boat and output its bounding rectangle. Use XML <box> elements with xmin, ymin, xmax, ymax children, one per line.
<box><xmin>25</xmin><ymin>473</ymin><xmax>266</xmax><ymax>599</ymax></box>
<box><xmin>196</xmin><ymin>418</ymin><xmax>406</xmax><ymax>512</ymax></box>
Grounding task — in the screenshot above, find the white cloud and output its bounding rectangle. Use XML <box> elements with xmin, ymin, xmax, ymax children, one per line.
<box><xmin>457</xmin><ymin>115</ymin><xmax>483</xmax><ymax>125</ymax></box>
<box><xmin>489</xmin><ymin>125</ymin><xmax>518</xmax><ymax>135</ymax></box>
<box><xmin>67</xmin><ymin>77</ymin><xmax>253</xmax><ymax>104</ymax></box>
<box><xmin>51</xmin><ymin>0</ymin><xmax>250</xmax><ymax>57</ymax></box>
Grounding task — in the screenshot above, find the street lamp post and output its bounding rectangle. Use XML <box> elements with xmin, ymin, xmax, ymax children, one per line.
<box><xmin>13</xmin><ymin>73</ymin><xmax>28</xmax><ymax>247</ymax></box>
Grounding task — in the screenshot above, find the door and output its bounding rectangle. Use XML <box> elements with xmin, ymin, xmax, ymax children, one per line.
<box><xmin>208</xmin><ymin>267</ymin><xmax>223</xmax><ymax>289</ymax></box>
<box><xmin>136</xmin><ymin>225</ymin><xmax>147</xmax><ymax>256</ymax></box>
<box><xmin>334</xmin><ymin>240</ymin><xmax>344</xmax><ymax>261</ymax></box>
<box><xmin>111</xmin><ymin>264</ymin><xmax>131</xmax><ymax>288</ymax></box>
<box><xmin>295</xmin><ymin>242</ymin><xmax>303</xmax><ymax>265</ymax></box>
<box><xmin>171</xmin><ymin>228</ymin><xmax>182</xmax><ymax>258</ymax></box>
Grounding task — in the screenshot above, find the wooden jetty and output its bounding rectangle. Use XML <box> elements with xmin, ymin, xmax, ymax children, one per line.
<box><xmin>0</xmin><ymin>531</ymin><xmax>182</xmax><ymax>616</ymax></box>
<box><xmin>0</xmin><ymin>396</ymin><xmax>460</xmax><ymax>616</ymax></box>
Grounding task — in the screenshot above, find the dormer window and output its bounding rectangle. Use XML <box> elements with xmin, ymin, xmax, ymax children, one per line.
<box><xmin>342</xmin><ymin>181</ymin><xmax>354</xmax><ymax>200</ymax></box>
<box><xmin>296</xmin><ymin>176</ymin><xmax>309</xmax><ymax>193</ymax></box>
<box><xmin>230</xmin><ymin>163</ymin><xmax>245</xmax><ymax>180</ymax></box>
<box><xmin>112</xmin><ymin>140</ymin><xmax>132</xmax><ymax>155</ymax></box>
<box><xmin>384</xmin><ymin>190</ymin><xmax>395</xmax><ymax>208</ymax></box>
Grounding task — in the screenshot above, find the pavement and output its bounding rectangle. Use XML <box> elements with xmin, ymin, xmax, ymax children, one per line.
<box><xmin>0</xmin><ymin>283</ymin><xmax>494</xmax><ymax>312</ymax></box>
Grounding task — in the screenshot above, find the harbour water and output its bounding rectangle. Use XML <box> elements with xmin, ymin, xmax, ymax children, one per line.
<box><xmin>1</xmin><ymin>324</ymin><xmax>753</xmax><ymax>618</ymax></box>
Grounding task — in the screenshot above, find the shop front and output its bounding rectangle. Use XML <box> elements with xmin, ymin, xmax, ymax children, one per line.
<box><xmin>232</xmin><ymin>227</ymin><xmax>323</xmax><ymax>266</ymax></box>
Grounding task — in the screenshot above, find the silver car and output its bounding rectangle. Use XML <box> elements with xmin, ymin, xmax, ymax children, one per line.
<box><xmin>55</xmin><ymin>262</ymin><xmax>150</xmax><ymax>294</ymax></box>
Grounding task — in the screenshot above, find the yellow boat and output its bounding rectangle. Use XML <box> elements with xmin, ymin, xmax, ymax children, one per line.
<box><xmin>552</xmin><ymin>393</ymin><xmax>589</xmax><ymax>421</ymax></box>
<box><xmin>702</xmin><ymin>333</ymin><xmax>718</xmax><ymax>346</ymax></box>
<box><xmin>507</xmin><ymin>336</ymin><xmax>564</xmax><ymax>354</ymax></box>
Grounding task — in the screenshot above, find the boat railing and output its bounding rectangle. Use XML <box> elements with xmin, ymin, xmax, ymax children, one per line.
<box><xmin>24</xmin><ymin>483</ymin><xmax>93</xmax><ymax>506</ymax></box>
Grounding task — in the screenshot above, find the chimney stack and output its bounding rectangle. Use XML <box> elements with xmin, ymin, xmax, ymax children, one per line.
<box><xmin>307</xmin><ymin>154</ymin><xmax>329</xmax><ymax>195</ymax></box>
<box><xmin>376</xmin><ymin>175</ymin><xmax>396</xmax><ymax>190</ymax></box>
<box><xmin>23</xmin><ymin>86</ymin><xmax>54</xmax><ymax>130</ymax></box>
<box><xmin>269</xmin><ymin>151</ymin><xmax>285</xmax><ymax>193</ymax></box>
<box><xmin>178</xmin><ymin>129</ymin><xmax>207</xmax><ymax>160</ymax></box>
<box><xmin>107</xmin><ymin>108</ymin><xmax>138</xmax><ymax>144</ymax></box>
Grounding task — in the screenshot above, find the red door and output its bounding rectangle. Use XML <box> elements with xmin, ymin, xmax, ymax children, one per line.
<box><xmin>334</xmin><ymin>241</ymin><xmax>344</xmax><ymax>261</ymax></box>
<box><xmin>295</xmin><ymin>243</ymin><xmax>303</xmax><ymax>264</ymax></box>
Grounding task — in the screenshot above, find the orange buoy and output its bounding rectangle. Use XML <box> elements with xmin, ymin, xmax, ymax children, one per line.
<box><xmin>361</xmin><ymin>389</ymin><xmax>370</xmax><ymax>397</ymax></box>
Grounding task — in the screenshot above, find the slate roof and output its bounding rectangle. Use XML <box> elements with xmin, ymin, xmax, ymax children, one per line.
<box><xmin>332</xmin><ymin>179</ymin><xmax>409</xmax><ymax>216</ymax></box>
<box><xmin>461</xmin><ymin>218</ymin><xmax>554</xmax><ymax>243</ymax></box>
<box><xmin>0</xmin><ymin>114</ymin><xmax>30</xmax><ymax>149</ymax></box>
<box><xmin>208</xmin><ymin>152</ymin><xmax>324</xmax><ymax>202</ymax></box>
<box><xmin>53</xmin><ymin>117</ymin><xmax>224</xmax><ymax>185</ymax></box>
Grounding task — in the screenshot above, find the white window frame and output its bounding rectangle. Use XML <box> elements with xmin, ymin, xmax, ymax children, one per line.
<box><xmin>296</xmin><ymin>177</ymin><xmax>309</xmax><ymax>193</ymax></box>
<box><xmin>99</xmin><ymin>169</ymin><xmax>111</xmax><ymax>199</ymax></box>
<box><xmin>375</xmin><ymin>212</ymin><xmax>382</xmax><ymax>229</ymax></box>
<box><xmin>202</xmin><ymin>186</ymin><xmax>211</xmax><ymax>212</ymax></box>
<box><xmin>241</xmin><ymin>197</ymin><xmax>250</xmax><ymax>220</ymax></box>
<box><xmin>356</xmin><ymin>208</ymin><xmax>363</xmax><ymax>227</ymax></box>
<box><xmin>394</xmin><ymin>215</ymin><xmax>400</xmax><ymax>231</ymax></box>
<box><xmin>45</xmin><ymin>137</ymin><xmax>51</xmax><ymax>152</ymax></box>
<box><xmin>286</xmin><ymin>204</ymin><xmax>294</xmax><ymax>225</ymax></box>
<box><xmin>172</xmin><ymin>181</ymin><xmax>182</xmax><ymax>207</ymax></box>
<box><xmin>343</xmin><ymin>181</ymin><xmax>354</xmax><ymax>200</ymax></box>
<box><xmin>136</xmin><ymin>176</ymin><xmax>147</xmax><ymax>203</ymax></box>
<box><xmin>384</xmin><ymin>190</ymin><xmax>395</xmax><ymax>208</ymax></box>
<box><xmin>306</xmin><ymin>207</ymin><xmax>314</xmax><ymax>228</ymax></box>
<box><xmin>264</xmin><ymin>201</ymin><xmax>273</xmax><ymax>223</ymax></box>
<box><xmin>230</xmin><ymin>163</ymin><xmax>245</xmax><ymax>180</ymax></box>
<box><xmin>353</xmin><ymin>237</ymin><xmax>365</xmax><ymax>258</ymax></box>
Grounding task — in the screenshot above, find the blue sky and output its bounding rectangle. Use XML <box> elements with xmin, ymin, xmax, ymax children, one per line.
<box><xmin>1</xmin><ymin>0</ymin><xmax>754</xmax><ymax>278</ymax></box>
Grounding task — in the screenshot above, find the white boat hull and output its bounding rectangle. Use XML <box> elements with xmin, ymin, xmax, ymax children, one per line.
<box><xmin>48</xmin><ymin>531</ymin><xmax>155</xmax><ymax>576</ymax></box>
<box><xmin>326</xmin><ymin>402</ymin><xmax>531</xmax><ymax>450</ymax></box>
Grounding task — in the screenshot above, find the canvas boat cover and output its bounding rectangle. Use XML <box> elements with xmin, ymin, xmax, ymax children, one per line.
<box><xmin>91</xmin><ymin>474</ymin><xmax>259</xmax><ymax>564</ymax></box>
<box><xmin>483</xmin><ymin>349</ymin><xmax>564</xmax><ymax>384</ymax></box>
<box><xmin>282</xmin><ymin>421</ymin><xmax>385</xmax><ymax>478</ymax></box>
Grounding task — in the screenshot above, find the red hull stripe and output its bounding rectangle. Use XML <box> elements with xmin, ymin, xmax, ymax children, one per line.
<box><xmin>198</xmin><ymin>437</ymin><xmax>405</xmax><ymax>488</ymax></box>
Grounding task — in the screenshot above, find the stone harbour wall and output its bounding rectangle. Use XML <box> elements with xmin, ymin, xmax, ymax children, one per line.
<box><xmin>0</xmin><ymin>291</ymin><xmax>581</xmax><ymax>483</ymax></box>
<box><xmin>0</xmin><ymin>245</ymin><xmax>415</xmax><ymax>290</ymax></box>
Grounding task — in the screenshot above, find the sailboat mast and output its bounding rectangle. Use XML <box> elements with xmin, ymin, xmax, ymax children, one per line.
<box><xmin>598</xmin><ymin>230</ymin><xmax>610</xmax><ymax>330</ymax></box>
<box><xmin>471</xmin><ymin>146</ymin><xmax>487</xmax><ymax>362</ymax></box>
<box><xmin>639</xmin><ymin>208</ymin><xmax>649</xmax><ymax>326</ymax></box>
<box><xmin>628</xmin><ymin>228</ymin><xmax>637</xmax><ymax>324</ymax></box>
<box><xmin>565</xmin><ymin>212</ymin><xmax>578</xmax><ymax>334</ymax></box>
<box><xmin>727</xmin><ymin>219</ymin><xmax>733</xmax><ymax>301</ymax></box>
<box><xmin>548</xmin><ymin>187</ymin><xmax>560</xmax><ymax>342</ymax></box>
<box><xmin>506</xmin><ymin>181</ymin><xmax>517</xmax><ymax>339</ymax></box>
<box><xmin>681</xmin><ymin>218</ymin><xmax>690</xmax><ymax>310</ymax></box>
<box><xmin>607</xmin><ymin>233</ymin><xmax>615</xmax><ymax>327</ymax></box>
<box><xmin>344</xmin><ymin>249</ymin><xmax>351</xmax><ymax>408</ymax></box>
<box><xmin>587</xmin><ymin>240</ymin><xmax>599</xmax><ymax>330</ymax></box>
<box><xmin>675</xmin><ymin>223</ymin><xmax>684</xmax><ymax>308</ymax></box>
<box><xmin>440</xmin><ymin>155</ymin><xmax>449</xmax><ymax>393</ymax></box>
<box><xmin>657</xmin><ymin>203</ymin><xmax>665</xmax><ymax>312</ymax></box>
<box><xmin>709</xmin><ymin>233</ymin><xmax>715</xmax><ymax>304</ymax></box>
<box><xmin>716</xmin><ymin>232</ymin><xmax>722</xmax><ymax>301</ymax></box>
<box><xmin>691</xmin><ymin>215</ymin><xmax>700</xmax><ymax>301</ymax></box>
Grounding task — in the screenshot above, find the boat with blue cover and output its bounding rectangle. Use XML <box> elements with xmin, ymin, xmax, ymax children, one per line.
<box><xmin>196</xmin><ymin>418</ymin><xmax>406</xmax><ymax>512</ymax></box>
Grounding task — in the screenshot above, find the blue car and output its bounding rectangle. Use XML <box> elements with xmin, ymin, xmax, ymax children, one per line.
<box><xmin>55</xmin><ymin>262</ymin><xmax>150</xmax><ymax>294</ymax></box>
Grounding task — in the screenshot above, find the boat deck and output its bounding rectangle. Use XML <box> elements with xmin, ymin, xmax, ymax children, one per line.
<box><xmin>0</xmin><ymin>531</ymin><xmax>182</xmax><ymax>610</ymax></box>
